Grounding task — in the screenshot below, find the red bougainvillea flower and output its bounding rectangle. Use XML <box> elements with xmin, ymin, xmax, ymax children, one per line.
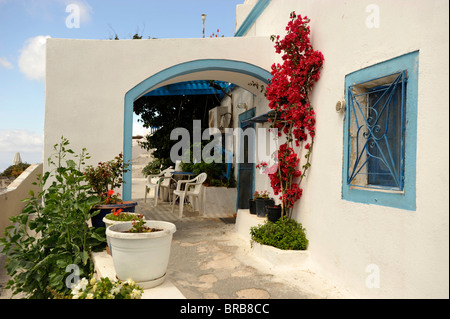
<box><xmin>264</xmin><ymin>12</ymin><xmax>324</xmax><ymax>216</ymax></box>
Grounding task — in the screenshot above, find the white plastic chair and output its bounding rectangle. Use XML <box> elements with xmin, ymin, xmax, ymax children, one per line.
<box><xmin>144</xmin><ymin>166</ymin><xmax>174</xmax><ymax>206</ymax></box>
<box><xmin>171</xmin><ymin>172</ymin><xmax>207</xmax><ymax>218</ymax></box>
<box><xmin>159</xmin><ymin>171</ymin><xmax>176</xmax><ymax>203</ymax></box>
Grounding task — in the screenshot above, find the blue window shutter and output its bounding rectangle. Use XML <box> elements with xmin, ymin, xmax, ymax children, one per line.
<box><xmin>347</xmin><ymin>71</ymin><xmax>406</xmax><ymax>190</ymax></box>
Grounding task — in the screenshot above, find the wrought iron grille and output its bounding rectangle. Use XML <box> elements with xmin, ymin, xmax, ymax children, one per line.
<box><xmin>347</xmin><ymin>71</ymin><xmax>407</xmax><ymax>190</ymax></box>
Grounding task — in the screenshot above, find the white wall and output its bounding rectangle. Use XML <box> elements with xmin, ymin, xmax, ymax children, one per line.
<box><xmin>44</xmin><ymin>36</ymin><xmax>275</xmax><ymax>180</ymax></box>
<box><xmin>0</xmin><ymin>164</ymin><xmax>43</xmax><ymax>234</ymax></box>
<box><xmin>44</xmin><ymin>0</ymin><xmax>449</xmax><ymax>298</ymax></box>
<box><xmin>245</xmin><ymin>0</ymin><xmax>449</xmax><ymax>298</ymax></box>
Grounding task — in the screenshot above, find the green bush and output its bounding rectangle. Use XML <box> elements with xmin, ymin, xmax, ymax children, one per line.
<box><xmin>250</xmin><ymin>218</ymin><xmax>308</xmax><ymax>250</ymax></box>
<box><xmin>0</xmin><ymin>137</ymin><xmax>105</xmax><ymax>299</ymax></box>
<box><xmin>1</xmin><ymin>162</ymin><xmax>31</xmax><ymax>178</ymax></box>
<box><xmin>179</xmin><ymin>143</ymin><xmax>236</xmax><ymax>188</ymax></box>
<box><xmin>141</xmin><ymin>158</ymin><xmax>163</xmax><ymax>177</ymax></box>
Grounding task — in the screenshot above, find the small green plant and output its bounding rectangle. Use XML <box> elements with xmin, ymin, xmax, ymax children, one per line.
<box><xmin>104</xmin><ymin>208</ymin><xmax>136</xmax><ymax>221</ymax></box>
<box><xmin>128</xmin><ymin>214</ymin><xmax>161</xmax><ymax>233</ymax></box>
<box><xmin>250</xmin><ymin>218</ymin><xmax>308</xmax><ymax>250</ymax></box>
<box><xmin>0</xmin><ymin>137</ymin><xmax>106</xmax><ymax>299</ymax></box>
<box><xmin>253</xmin><ymin>190</ymin><xmax>269</xmax><ymax>199</ymax></box>
<box><xmin>180</xmin><ymin>142</ymin><xmax>236</xmax><ymax>188</ymax></box>
<box><xmin>51</xmin><ymin>276</ymin><xmax>143</xmax><ymax>299</ymax></box>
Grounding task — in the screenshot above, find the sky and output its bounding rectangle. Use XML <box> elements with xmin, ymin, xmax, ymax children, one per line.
<box><xmin>0</xmin><ymin>0</ymin><xmax>244</xmax><ymax>172</ymax></box>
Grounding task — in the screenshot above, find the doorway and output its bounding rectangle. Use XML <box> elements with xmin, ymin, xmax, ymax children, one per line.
<box><xmin>237</xmin><ymin>108</ymin><xmax>256</xmax><ymax>209</ymax></box>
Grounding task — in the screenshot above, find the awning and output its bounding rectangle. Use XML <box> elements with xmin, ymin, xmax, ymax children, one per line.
<box><xmin>241</xmin><ymin>110</ymin><xmax>280</xmax><ymax>124</ymax></box>
<box><xmin>144</xmin><ymin>80</ymin><xmax>235</xmax><ymax>99</ymax></box>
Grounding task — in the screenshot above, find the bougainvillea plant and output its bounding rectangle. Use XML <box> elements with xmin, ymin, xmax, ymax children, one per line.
<box><xmin>264</xmin><ymin>12</ymin><xmax>324</xmax><ymax>218</ymax></box>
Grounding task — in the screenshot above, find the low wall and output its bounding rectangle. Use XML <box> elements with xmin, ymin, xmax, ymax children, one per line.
<box><xmin>0</xmin><ymin>163</ymin><xmax>43</xmax><ymax>235</ymax></box>
<box><xmin>235</xmin><ymin>209</ymin><xmax>311</xmax><ymax>270</ymax></box>
<box><xmin>201</xmin><ymin>186</ymin><xmax>237</xmax><ymax>218</ymax></box>
<box><xmin>235</xmin><ymin>209</ymin><xmax>265</xmax><ymax>241</ymax></box>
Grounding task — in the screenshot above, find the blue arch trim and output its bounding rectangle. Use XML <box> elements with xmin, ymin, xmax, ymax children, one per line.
<box><xmin>122</xmin><ymin>59</ymin><xmax>272</xmax><ymax>200</ymax></box>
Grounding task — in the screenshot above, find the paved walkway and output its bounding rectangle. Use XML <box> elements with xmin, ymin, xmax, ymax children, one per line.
<box><xmin>0</xmin><ymin>187</ymin><xmax>352</xmax><ymax>299</ymax></box>
<box><xmin>134</xmin><ymin>198</ymin><xmax>351</xmax><ymax>299</ymax></box>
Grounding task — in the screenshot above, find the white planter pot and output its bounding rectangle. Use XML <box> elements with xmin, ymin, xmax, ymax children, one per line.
<box><xmin>106</xmin><ymin>221</ymin><xmax>176</xmax><ymax>289</ymax></box>
<box><xmin>102</xmin><ymin>213</ymin><xmax>142</xmax><ymax>229</ymax></box>
<box><xmin>102</xmin><ymin>213</ymin><xmax>142</xmax><ymax>250</ymax></box>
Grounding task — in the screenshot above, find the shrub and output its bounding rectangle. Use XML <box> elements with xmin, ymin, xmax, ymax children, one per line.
<box><xmin>141</xmin><ymin>158</ymin><xmax>163</xmax><ymax>177</ymax></box>
<box><xmin>84</xmin><ymin>153</ymin><xmax>129</xmax><ymax>200</ymax></box>
<box><xmin>250</xmin><ymin>218</ymin><xmax>308</xmax><ymax>250</ymax></box>
<box><xmin>0</xmin><ymin>137</ymin><xmax>105</xmax><ymax>298</ymax></box>
<box><xmin>0</xmin><ymin>163</ymin><xmax>31</xmax><ymax>178</ymax></box>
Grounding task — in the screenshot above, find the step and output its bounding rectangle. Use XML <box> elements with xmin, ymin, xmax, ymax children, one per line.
<box><xmin>92</xmin><ymin>250</ymin><xmax>185</xmax><ymax>299</ymax></box>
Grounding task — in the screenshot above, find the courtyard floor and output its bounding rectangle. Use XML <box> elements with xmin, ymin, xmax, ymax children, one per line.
<box><xmin>132</xmin><ymin>195</ymin><xmax>352</xmax><ymax>299</ymax></box>
<box><xmin>0</xmin><ymin>178</ymin><xmax>352</xmax><ymax>299</ymax></box>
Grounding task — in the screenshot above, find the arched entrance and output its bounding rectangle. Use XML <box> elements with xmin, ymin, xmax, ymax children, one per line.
<box><xmin>122</xmin><ymin>59</ymin><xmax>272</xmax><ymax>200</ymax></box>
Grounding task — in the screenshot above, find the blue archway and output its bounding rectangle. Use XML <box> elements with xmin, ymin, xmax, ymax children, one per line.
<box><xmin>122</xmin><ymin>59</ymin><xmax>272</xmax><ymax>200</ymax></box>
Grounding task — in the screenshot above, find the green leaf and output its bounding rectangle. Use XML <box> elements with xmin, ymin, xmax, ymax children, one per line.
<box><xmin>66</xmin><ymin>159</ymin><xmax>76</xmax><ymax>169</ymax></box>
<box><xmin>81</xmin><ymin>251</ymin><xmax>89</xmax><ymax>265</ymax></box>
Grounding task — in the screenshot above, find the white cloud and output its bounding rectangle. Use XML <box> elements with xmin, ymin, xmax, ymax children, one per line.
<box><xmin>0</xmin><ymin>129</ymin><xmax>44</xmax><ymax>153</ymax></box>
<box><xmin>0</xmin><ymin>57</ymin><xmax>13</xmax><ymax>69</ymax></box>
<box><xmin>0</xmin><ymin>129</ymin><xmax>43</xmax><ymax>172</ymax></box>
<box><xmin>18</xmin><ymin>35</ymin><xmax>51</xmax><ymax>81</ymax></box>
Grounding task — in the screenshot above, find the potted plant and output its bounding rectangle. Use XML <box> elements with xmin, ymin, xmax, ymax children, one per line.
<box><xmin>102</xmin><ymin>208</ymin><xmax>142</xmax><ymax>228</ymax></box>
<box><xmin>102</xmin><ymin>208</ymin><xmax>143</xmax><ymax>255</ymax></box>
<box><xmin>254</xmin><ymin>190</ymin><xmax>274</xmax><ymax>218</ymax></box>
<box><xmin>248</xmin><ymin>194</ymin><xmax>257</xmax><ymax>215</ymax></box>
<box><xmin>106</xmin><ymin>214</ymin><xmax>176</xmax><ymax>289</ymax></box>
<box><xmin>266</xmin><ymin>204</ymin><xmax>282</xmax><ymax>222</ymax></box>
<box><xmin>84</xmin><ymin>153</ymin><xmax>137</xmax><ymax>229</ymax></box>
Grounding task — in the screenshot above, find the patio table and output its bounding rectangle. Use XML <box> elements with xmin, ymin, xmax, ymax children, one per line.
<box><xmin>170</xmin><ymin>172</ymin><xmax>196</xmax><ymax>190</ymax></box>
<box><xmin>170</xmin><ymin>171</ymin><xmax>196</xmax><ymax>178</ymax></box>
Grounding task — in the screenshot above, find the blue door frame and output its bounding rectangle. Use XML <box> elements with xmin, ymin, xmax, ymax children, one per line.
<box><xmin>236</xmin><ymin>108</ymin><xmax>256</xmax><ymax>210</ymax></box>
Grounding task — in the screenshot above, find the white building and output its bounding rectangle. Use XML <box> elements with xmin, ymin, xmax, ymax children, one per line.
<box><xmin>44</xmin><ymin>0</ymin><xmax>449</xmax><ymax>298</ymax></box>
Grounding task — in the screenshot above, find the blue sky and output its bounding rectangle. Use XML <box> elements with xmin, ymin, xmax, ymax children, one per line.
<box><xmin>0</xmin><ymin>0</ymin><xmax>243</xmax><ymax>172</ymax></box>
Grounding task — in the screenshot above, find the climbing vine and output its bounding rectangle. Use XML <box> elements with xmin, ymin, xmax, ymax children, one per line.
<box><xmin>263</xmin><ymin>12</ymin><xmax>324</xmax><ymax>218</ymax></box>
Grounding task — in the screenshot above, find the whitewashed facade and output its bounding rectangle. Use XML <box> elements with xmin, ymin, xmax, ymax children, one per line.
<box><xmin>44</xmin><ymin>0</ymin><xmax>449</xmax><ymax>298</ymax></box>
